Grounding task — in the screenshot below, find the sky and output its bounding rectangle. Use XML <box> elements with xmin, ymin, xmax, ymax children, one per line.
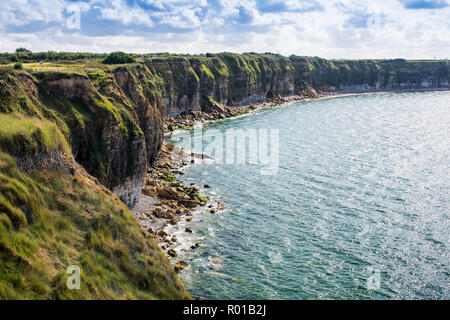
<box><xmin>0</xmin><ymin>0</ymin><xmax>449</xmax><ymax>59</ymax></box>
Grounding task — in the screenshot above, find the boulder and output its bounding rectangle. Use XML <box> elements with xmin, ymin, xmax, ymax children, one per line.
<box><xmin>266</xmin><ymin>90</ymin><xmax>283</xmax><ymax>101</ymax></box>
<box><xmin>217</xmin><ymin>202</ymin><xmax>226</xmax><ymax>211</ymax></box>
<box><xmin>156</xmin><ymin>185</ymin><xmax>178</xmax><ymax>200</ymax></box>
<box><xmin>168</xmin><ymin>249</ymin><xmax>177</xmax><ymax>257</ymax></box>
<box><xmin>180</xmin><ymin>199</ymin><xmax>199</xmax><ymax>208</ymax></box>
<box><xmin>142</xmin><ymin>186</ymin><xmax>157</xmax><ymax>197</ymax></box>
<box><xmin>157</xmin><ymin>230</ymin><xmax>167</xmax><ymax>238</ymax></box>
<box><xmin>152</xmin><ymin>207</ymin><xmax>166</xmax><ymax>218</ymax></box>
<box><xmin>174</xmin><ymin>261</ymin><xmax>188</xmax><ymax>273</ymax></box>
<box><xmin>146</xmin><ymin>178</ymin><xmax>158</xmax><ymax>186</ymax></box>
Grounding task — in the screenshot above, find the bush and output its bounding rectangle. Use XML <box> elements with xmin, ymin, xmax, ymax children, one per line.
<box><xmin>15</xmin><ymin>48</ymin><xmax>32</xmax><ymax>54</ymax></box>
<box><xmin>13</xmin><ymin>63</ymin><xmax>23</xmax><ymax>70</ymax></box>
<box><xmin>102</xmin><ymin>52</ymin><xmax>136</xmax><ymax>64</ymax></box>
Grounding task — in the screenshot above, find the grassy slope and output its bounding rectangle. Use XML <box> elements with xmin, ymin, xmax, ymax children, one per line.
<box><xmin>0</xmin><ymin>113</ymin><xmax>70</xmax><ymax>157</ymax></box>
<box><xmin>0</xmin><ymin>114</ymin><xmax>189</xmax><ymax>300</ymax></box>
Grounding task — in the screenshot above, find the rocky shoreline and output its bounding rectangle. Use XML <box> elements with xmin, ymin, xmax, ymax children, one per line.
<box><xmin>132</xmin><ymin>142</ymin><xmax>225</xmax><ymax>273</ymax></box>
<box><xmin>163</xmin><ymin>86</ymin><xmax>449</xmax><ymax>133</ymax></box>
<box><xmin>131</xmin><ymin>88</ymin><xmax>330</xmax><ymax>272</ymax></box>
<box><xmin>130</xmin><ymin>92</ymin><xmax>303</xmax><ymax>273</ymax></box>
<box><xmin>132</xmin><ymin>87</ymin><xmax>449</xmax><ymax>274</ymax></box>
<box><xmin>164</xmin><ymin>89</ymin><xmax>321</xmax><ymax>132</ymax></box>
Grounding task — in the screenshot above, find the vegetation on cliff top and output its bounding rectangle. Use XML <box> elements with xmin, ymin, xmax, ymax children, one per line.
<box><xmin>102</xmin><ymin>52</ymin><xmax>136</xmax><ymax>65</ymax></box>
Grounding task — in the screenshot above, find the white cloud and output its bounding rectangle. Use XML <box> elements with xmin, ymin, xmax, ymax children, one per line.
<box><xmin>159</xmin><ymin>7</ymin><xmax>202</xmax><ymax>28</ymax></box>
<box><xmin>96</xmin><ymin>0</ymin><xmax>154</xmax><ymax>26</ymax></box>
<box><xmin>0</xmin><ymin>0</ymin><xmax>449</xmax><ymax>59</ymax></box>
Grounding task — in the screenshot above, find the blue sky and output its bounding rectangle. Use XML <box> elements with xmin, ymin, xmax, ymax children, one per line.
<box><xmin>0</xmin><ymin>0</ymin><xmax>449</xmax><ymax>59</ymax></box>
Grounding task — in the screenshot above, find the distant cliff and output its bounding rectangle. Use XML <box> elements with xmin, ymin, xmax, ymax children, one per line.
<box><xmin>289</xmin><ymin>56</ymin><xmax>449</xmax><ymax>93</ymax></box>
<box><xmin>0</xmin><ymin>54</ymin><xmax>448</xmax><ymax>207</ymax></box>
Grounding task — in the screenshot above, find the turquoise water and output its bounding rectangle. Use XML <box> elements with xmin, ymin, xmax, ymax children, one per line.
<box><xmin>168</xmin><ymin>91</ymin><xmax>449</xmax><ymax>300</ymax></box>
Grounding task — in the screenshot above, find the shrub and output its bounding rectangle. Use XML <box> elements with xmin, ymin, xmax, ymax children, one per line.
<box><xmin>15</xmin><ymin>48</ymin><xmax>32</xmax><ymax>54</ymax></box>
<box><xmin>13</xmin><ymin>63</ymin><xmax>22</xmax><ymax>70</ymax></box>
<box><xmin>102</xmin><ymin>52</ymin><xmax>136</xmax><ymax>64</ymax></box>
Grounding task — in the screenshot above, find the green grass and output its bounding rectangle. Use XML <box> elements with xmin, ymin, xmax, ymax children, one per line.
<box><xmin>199</xmin><ymin>63</ymin><xmax>215</xmax><ymax>80</ymax></box>
<box><xmin>206</xmin><ymin>95</ymin><xmax>220</xmax><ymax>106</ymax></box>
<box><xmin>0</xmin><ymin>64</ymin><xmax>189</xmax><ymax>299</ymax></box>
<box><xmin>0</xmin><ymin>113</ymin><xmax>70</xmax><ymax>156</ymax></box>
<box><xmin>87</xmin><ymin>70</ymin><xmax>113</xmax><ymax>87</ymax></box>
<box><xmin>91</xmin><ymin>97</ymin><xmax>129</xmax><ymax>137</ymax></box>
<box><xmin>0</xmin><ymin>151</ymin><xmax>190</xmax><ymax>299</ymax></box>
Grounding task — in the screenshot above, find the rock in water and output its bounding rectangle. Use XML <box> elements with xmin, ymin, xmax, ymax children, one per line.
<box><xmin>190</xmin><ymin>243</ymin><xmax>200</xmax><ymax>249</ymax></box>
<box><xmin>174</xmin><ymin>261</ymin><xmax>189</xmax><ymax>273</ymax></box>
<box><xmin>217</xmin><ymin>202</ymin><xmax>226</xmax><ymax>211</ymax></box>
<box><xmin>180</xmin><ymin>199</ymin><xmax>199</xmax><ymax>208</ymax></box>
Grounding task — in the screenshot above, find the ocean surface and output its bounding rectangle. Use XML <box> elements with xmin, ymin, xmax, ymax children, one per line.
<box><xmin>168</xmin><ymin>91</ymin><xmax>449</xmax><ymax>299</ymax></box>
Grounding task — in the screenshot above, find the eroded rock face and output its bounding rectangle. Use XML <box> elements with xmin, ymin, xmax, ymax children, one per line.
<box><xmin>39</xmin><ymin>73</ymin><xmax>148</xmax><ymax>207</ymax></box>
<box><xmin>290</xmin><ymin>56</ymin><xmax>449</xmax><ymax>93</ymax></box>
<box><xmin>144</xmin><ymin>55</ymin><xmax>296</xmax><ymax>116</ymax></box>
<box><xmin>16</xmin><ymin>150</ymin><xmax>76</xmax><ymax>175</ymax></box>
<box><xmin>113</xmin><ymin>66</ymin><xmax>165</xmax><ymax>165</ymax></box>
<box><xmin>0</xmin><ymin>71</ymin><xmax>149</xmax><ymax>207</ymax></box>
<box><xmin>150</xmin><ymin>58</ymin><xmax>201</xmax><ymax>117</ymax></box>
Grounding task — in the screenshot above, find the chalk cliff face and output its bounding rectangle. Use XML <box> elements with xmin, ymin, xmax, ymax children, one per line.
<box><xmin>148</xmin><ymin>54</ymin><xmax>295</xmax><ymax>117</ymax></box>
<box><xmin>290</xmin><ymin>56</ymin><xmax>449</xmax><ymax>93</ymax></box>
<box><xmin>0</xmin><ymin>54</ymin><xmax>448</xmax><ymax>207</ymax></box>
<box><xmin>0</xmin><ymin>71</ymin><xmax>149</xmax><ymax>207</ymax></box>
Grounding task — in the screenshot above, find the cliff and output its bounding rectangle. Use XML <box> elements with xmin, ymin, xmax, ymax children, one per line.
<box><xmin>150</xmin><ymin>53</ymin><xmax>294</xmax><ymax>117</ymax></box>
<box><xmin>1</xmin><ymin>54</ymin><xmax>448</xmax><ymax>208</ymax></box>
<box><xmin>0</xmin><ymin>113</ymin><xmax>189</xmax><ymax>299</ymax></box>
<box><xmin>290</xmin><ymin>56</ymin><xmax>449</xmax><ymax>93</ymax></box>
<box><xmin>0</xmin><ymin>53</ymin><xmax>448</xmax><ymax>299</ymax></box>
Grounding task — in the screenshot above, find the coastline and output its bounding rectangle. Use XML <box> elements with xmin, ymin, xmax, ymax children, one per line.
<box><xmin>132</xmin><ymin>87</ymin><xmax>449</xmax><ymax>274</ymax></box>
<box><xmin>131</xmin><ymin>142</ymin><xmax>225</xmax><ymax>274</ymax></box>
<box><xmin>164</xmin><ymin>87</ymin><xmax>449</xmax><ymax>134</ymax></box>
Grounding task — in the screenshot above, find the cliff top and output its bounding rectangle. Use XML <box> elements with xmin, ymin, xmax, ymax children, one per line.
<box><xmin>1</xmin><ymin>50</ymin><xmax>448</xmax><ymax>66</ymax></box>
